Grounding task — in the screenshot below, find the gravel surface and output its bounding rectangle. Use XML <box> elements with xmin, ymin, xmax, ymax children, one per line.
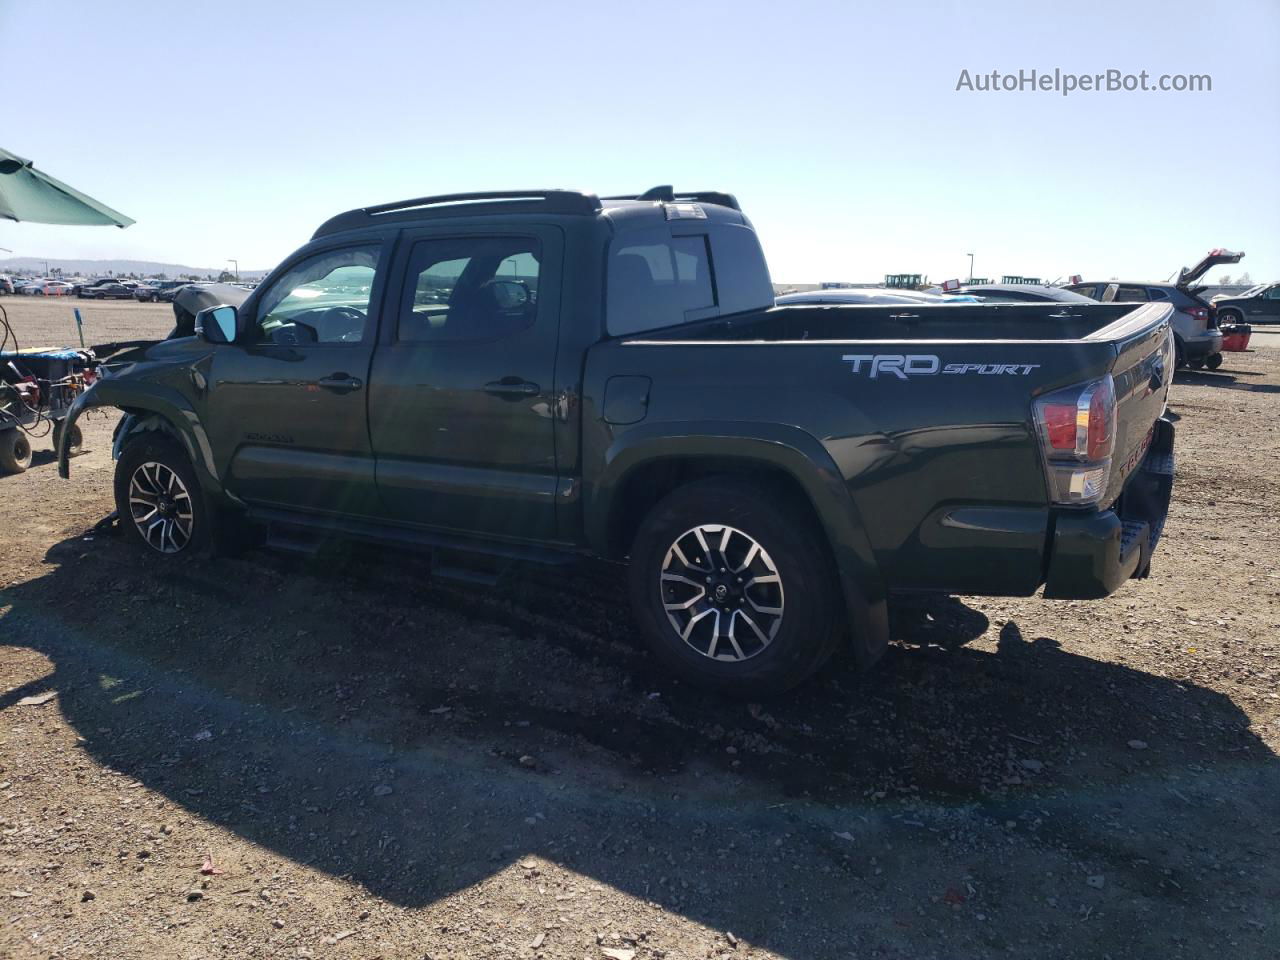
<box><xmin>1</xmin><ymin>298</ymin><xmax>1278</xmax><ymax>959</ymax></box>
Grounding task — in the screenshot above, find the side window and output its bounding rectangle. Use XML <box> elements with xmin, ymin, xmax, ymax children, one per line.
<box><xmin>608</xmin><ymin>231</ymin><xmax>716</xmax><ymax>336</ymax></box>
<box><xmin>1114</xmin><ymin>285</ymin><xmax>1149</xmax><ymax>302</ymax></box>
<box><xmin>254</xmin><ymin>245</ymin><xmax>380</xmax><ymax>345</ymax></box>
<box><xmin>399</xmin><ymin>237</ymin><xmax>541</xmax><ymax>342</ymax></box>
<box><xmin>1266</xmin><ymin>285</ymin><xmax>1280</xmax><ymax>300</ymax></box>
<box><xmin>1146</xmin><ymin>288</ymin><xmax>1171</xmax><ymax>301</ymax></box>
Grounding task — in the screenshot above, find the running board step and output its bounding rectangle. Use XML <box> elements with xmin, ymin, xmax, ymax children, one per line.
<box><xmin>247</xmin><ymin>506</ymin><xmax>579</xmax><ymax>567</ymax></box>
<box><xmin>264</xmin><ymin>525</ymin><xmax>324</xmax><ymax>556</ymax></box>
<box><xmin>430</xmin><ymin>564</ymin><xmax>501</xmax><ymax>587</ymax></box>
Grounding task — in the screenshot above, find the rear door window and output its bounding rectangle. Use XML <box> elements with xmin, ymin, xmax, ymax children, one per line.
<box><xmin>608</xmin><ymin>231</ymin><xmax>716</xmax><ymax>336</ymax></box>
<box><xmin>398</xmin><ymin>237</ymin><xmax>541</xmax><ymax>342</ymax></box>
<box><xmin>1146</xmin><ymin>288</ymin><xmax>1171</xmax><ymax>301</ymax></box>
<box><xmin>1113</xmin><ymin>285</ymin><xmax>1149</xmax><ymax>302</ymax></box>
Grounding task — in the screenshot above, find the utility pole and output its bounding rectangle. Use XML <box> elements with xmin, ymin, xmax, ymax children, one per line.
<box><xmin>227</xmin><ymin>259</ymin><xmax>239</xmax><ymax>281</ymax></box>
<box><xmin>967</xmin><ymin>253</ymin><xmax>975</xmax><ymax>283</ymax></box>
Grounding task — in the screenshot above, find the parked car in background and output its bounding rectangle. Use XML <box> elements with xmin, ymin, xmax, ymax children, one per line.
<box><xmin>1212</xmin><ymin>282</ymin><xmax>1280</xmax><ymax>325</ymax></box>
<box><xmin>77</xmin><ymin>278</ymin><xmax>128</xmax><ymax>298</ymax></box>
<box><xmin>79</xmin><ymin>279</ymin><xmax>137</xmax><ymax>300</ymax></box>
<box><xmin>958</xmin><ymin>283</ymin><xmax>1094</xmax><ymax>303</ymax></box>
<box><xmin>34</xmin><ymin>280</ymin><xmax>76</xmax><ymax>296</ymax></box>
<box><xmin>1066</xmin><ymin>250</ymin><xmax>1242</xmax><ymax>370</ymax></box>
<box><xmin>0</xmin><ymin>275</ymin><xmax>15</xmax><ymax>294</ymax></box>
<box><xmin>135</xmin><ymin>280</ymin><xmax>192</xmax><ymax>303</ymax></box>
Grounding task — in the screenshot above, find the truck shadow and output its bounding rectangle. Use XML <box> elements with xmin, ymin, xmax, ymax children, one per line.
<box><xmin>3</xmin><ymin>535</ymin><xmax>1277</xmax><ymax>956</ymax></box>
<box><xmin>1174</xmin><ymin>368</ymin><xmax>1280</xmax><ymax>393</ymax></box>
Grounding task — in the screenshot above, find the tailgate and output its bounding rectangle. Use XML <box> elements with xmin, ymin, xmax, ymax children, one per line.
<box><xmin>1090</xmin><ymin>303</ymin><xmax>1175</xmax><ymax>507</ymax></box>
<box><xmin>1177</xmin><ymin>248</ymin><xmax>1244</xmax><ymax>290</ymax></box>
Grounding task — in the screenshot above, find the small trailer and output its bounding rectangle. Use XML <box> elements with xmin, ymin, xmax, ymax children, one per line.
<box><xmin>0</xmin><ymin>346</ymin><xmax>96</xmax><ymax>474</ymax></box>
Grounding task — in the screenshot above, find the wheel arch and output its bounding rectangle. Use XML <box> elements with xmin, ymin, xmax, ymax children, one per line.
<box><xmin>590</xmin><ymin>424</ymin><xmax>889</xmax><ymax>667</ymax></box>
<box><xmin>58</xmin><ymin>382</ymin><xmax>223</xmax><ymax>497</ymax></box>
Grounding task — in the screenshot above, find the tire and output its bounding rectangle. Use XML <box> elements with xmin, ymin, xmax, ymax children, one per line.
<box><xmin>1188</xmin><ymin>357</ymin><xmax>1205</xmax><ymax>370</ymax></box>
<box><xmin>1217</xmin><ymin>309</ymin><xmax>1243</xmax><ymax>325</ymax></box>
<box><xmin>52</xmin><ymin>420</ymin><xmax>83</xmax><ymax>457</ymax></box>
<box><xmin>1206</xmin><ymin>353</ymin><xmax>1223</xmax><ymax>371</ymax></box>
<box><xmin>627</xmin><ymin>477</ymin><xmax>843</xmax><ymax>696</ymax></box>
<box><xmin>1173</xmin><ymin>337</ymin><xmax>1186</xmax><ymax>368</ymax></box>
<box><xmin>114</xmin><ymin>435</ymin><xmax>209</xmax><ymax>556</ymax></box>
<box><xmin>0</xmin><ymin>428</ymin><xmax>32</xmax><ymax>474</ymax></box>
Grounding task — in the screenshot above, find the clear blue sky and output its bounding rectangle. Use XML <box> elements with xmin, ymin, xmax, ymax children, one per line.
<box><xmin>1</xmin><ymin>0</ymin><xmax>1276</xmax><ymax>283</ymax></box>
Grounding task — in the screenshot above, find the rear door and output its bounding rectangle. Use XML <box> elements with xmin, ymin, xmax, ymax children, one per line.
<box><xmin>204</xmin><ymin>240</ymin><xmax>390</xmax><ymax>516</ymax></box>
<box><xmin>367</xmin><ymin>225</ymin><xmax>564</xmax><ymax>540</ymax></box>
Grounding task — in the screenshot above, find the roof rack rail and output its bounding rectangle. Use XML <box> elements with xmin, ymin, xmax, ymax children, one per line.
<box><xmin>603</xmin><ymin>186</ymin><xmax>742</xmax><ymax>211</ymax></box>
<box><xmin>313</xmin><ymin>190</ymin><xmax>602</xmax><ymax>238</ymax></box>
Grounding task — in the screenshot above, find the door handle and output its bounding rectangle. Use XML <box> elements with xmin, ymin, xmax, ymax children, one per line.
<box><xmin>484</xmin><ymin>378</ymin><xmax>540</xmax><ymax>398</ymax></box>
<box><xmin>317</xmin><ymin>373</ymin><xmax>363</xmax><ymax>393</ymax></box>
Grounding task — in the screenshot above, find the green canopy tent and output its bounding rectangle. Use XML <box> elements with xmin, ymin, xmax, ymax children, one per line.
<box><xmin>0</xmin><ymin>148</ymin><xmax>133</xmax><ymax>228</ymax></box>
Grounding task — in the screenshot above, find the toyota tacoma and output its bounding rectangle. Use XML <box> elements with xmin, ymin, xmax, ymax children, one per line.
<box><xmin>58</xmin><ymin>186</ymin><xmax>1177</xmax><ymax>694</ymax></box>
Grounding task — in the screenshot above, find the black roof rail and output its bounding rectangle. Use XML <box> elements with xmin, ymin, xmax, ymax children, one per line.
<box><xmin>603</xmin><ymin>186</ymin><xmax>742</xmax><ymax>212</ymax></box>
<box><xmin>312</xmin><ymin>189</ymin><xmax>602</xmax><ymax>239</ymax></box>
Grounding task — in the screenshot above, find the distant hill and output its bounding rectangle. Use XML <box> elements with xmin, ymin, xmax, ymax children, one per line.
<box><xmin>0</xmin><ymin>257</ymin><xmax>268</xmax><ymax>281</ymax></box>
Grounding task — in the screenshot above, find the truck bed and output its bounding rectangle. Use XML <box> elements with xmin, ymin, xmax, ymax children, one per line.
<box><xmin>634</xmin><ymin>301</ymin><xmax>1152</xmax><ymax>344</ymax></box>
<box><xmin>588</xmin><ymin>300</ymin><xmax>1173</xmax><ymax>597</ymax></box>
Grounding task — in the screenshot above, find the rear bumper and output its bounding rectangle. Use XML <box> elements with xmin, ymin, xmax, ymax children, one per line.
<box><xmin>1042</xmin><ymin>417</ymin><xmax>1175</xmax><ymax>600</ymax></box>
<box><xmin>1182</xmin><ymin>331</ymin><xmax>1223</xmax><ymax>359</ymax></box>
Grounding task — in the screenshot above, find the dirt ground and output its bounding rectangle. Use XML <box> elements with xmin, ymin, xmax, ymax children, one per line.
<box><xmin>1</xmin><ymin>297</ymin><xmax>1278</xmax><ymax>960</ymax></box>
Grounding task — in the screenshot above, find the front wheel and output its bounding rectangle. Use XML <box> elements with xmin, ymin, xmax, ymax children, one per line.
<box><xmin>1217</xmin><ymin>309</ymin><xmax>1243</xmax><ymax>325</ymax></box>
<box><xmin>627</xmin><ymin>477</ymin><xmax>843</xmax><ymax>696</ymax></box>
<box><xmin>114</xmin><ymin>435</ymin><xmax>209</xmax><ymax>556</ymax></box>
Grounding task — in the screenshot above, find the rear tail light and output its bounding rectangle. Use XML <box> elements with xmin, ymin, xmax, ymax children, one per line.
<box><xmin>1033</xmin><ymin>375</ymin><xmax>1116</xmax><ymax>506</ymax></box>
<box><xmin>1186</xmin><ymin>305</ymin><xmax>1214</xmax><ymax>327</ymax></box>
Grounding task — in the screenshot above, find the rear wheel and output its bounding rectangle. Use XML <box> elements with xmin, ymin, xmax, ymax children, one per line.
<box><xmin>628</xmin><ymin>477</ymin><xmax>843</xmax><ymax>696</ymax></box>
<box><xmin>114</xmin><ymin>435</ymin><xmax>209</xmax><ymax>556</ymax></box>
<box><xmin>0</xmin><ymin>428</ymin><xmax>32</xmax><ymax>474</ymax></box>
<box><xmin>1206</xmin><ymin>353</ymin><xmax>1223</xmax><ymax>371</ymax></box>
<box><xmin>1188</xmin><ymin>357</ymin><xmax>1205</xmax><ymax>370</ymax></box>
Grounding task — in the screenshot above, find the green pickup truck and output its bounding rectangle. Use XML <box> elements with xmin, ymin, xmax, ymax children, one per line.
<box><xmin>59</xmin><ymin>187</ymin><xmax>1177</xmax><ymax>695</ymax></box>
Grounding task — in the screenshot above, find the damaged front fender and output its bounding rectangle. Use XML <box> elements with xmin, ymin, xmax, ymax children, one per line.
<box><xmin>56</xmin><ymin>373</ymin><xmax>223</xmax><ymax>499</ymax></box>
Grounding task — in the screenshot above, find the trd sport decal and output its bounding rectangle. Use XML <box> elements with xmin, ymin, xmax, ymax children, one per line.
<box><xmin>842</xmin><ymin>354</ymin><xmax>1041</xmax><ymax>380</ymax></box>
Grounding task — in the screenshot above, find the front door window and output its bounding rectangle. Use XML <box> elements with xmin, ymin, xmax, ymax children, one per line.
<box><xmin>255</xmin><ymin>247</ymin><xmax>381</xmax><ymax>345</ymax></box>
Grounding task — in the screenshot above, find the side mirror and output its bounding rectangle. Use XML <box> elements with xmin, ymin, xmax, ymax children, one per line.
<box><xmin>195</xmin><ymin>305</ymin><xmax>238</xmax><ymax>344</ymax></box>
<box><xmin>487</xmin><ymin>279</ymin><xmax>530</xmax><ymax>309</ymax></box>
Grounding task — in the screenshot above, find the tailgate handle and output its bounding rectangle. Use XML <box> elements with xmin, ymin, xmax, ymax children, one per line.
<box><xmin>317</xmin><ymin>373</ymin><xmax>363</xmax><ymax>393</ymax></box>
<box><xmin>484</xmin><ymin>378</ymin><xmax>540</xmax><ymax>398</ymax></box>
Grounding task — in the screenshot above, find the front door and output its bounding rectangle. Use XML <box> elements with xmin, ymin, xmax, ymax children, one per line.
<box><xmin>205</xmin><ymin>241</ymin><xmax>389</xmax><ymax>516</ymax></box>
<box><xmin>367</xmin><ymin>228</ymin><xmax>562</xmax><ymax>540</ymax></box>
<box><xmin>1252</xmin><ymin>284</ymin><xmax>1280</xmax><ymax>320</ymax></box>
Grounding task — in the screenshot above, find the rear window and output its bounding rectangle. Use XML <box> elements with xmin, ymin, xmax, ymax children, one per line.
<box><xmin>607</xmin><ymin>231</ymin><xmax>716</xmax><ymax>336</ymax></box>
